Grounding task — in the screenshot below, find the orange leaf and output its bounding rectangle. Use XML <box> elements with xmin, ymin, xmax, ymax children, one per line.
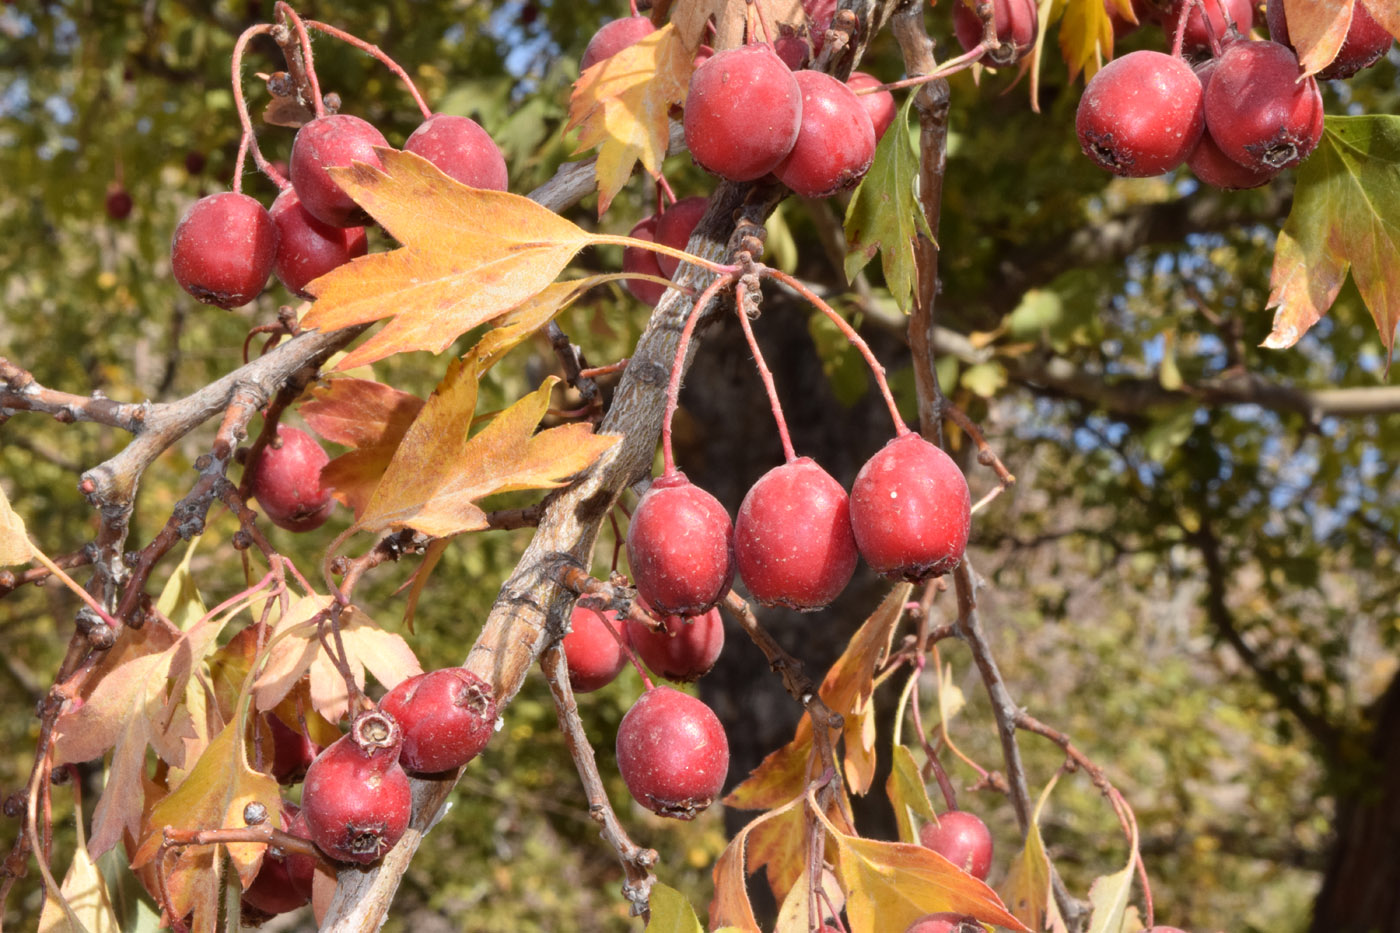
<box><xmin>710</xmin><ymin>796</ymin><xmax>807</xmax><ymax>933</ymax></box>
<box><xmin>301</xmin><ymin>379</ymin><xmax>424</xmax><ymax>516</ymax></box>
<box><xmin>1361</xmin><ymin>0</ymin><xmax>1400</xmax><ymax>40</ymax></box>
<box><xmin>568</xmin><ymin>25</ymin><xmax>691</xmax><ymax>215</ymax></box>
<box><xmin>723</xmin><ymin>715</ymin><xmax>817</xmax><ymax>810</ymax></box>
<box><xmin>0</xmin><ymin>484</ymin><xmax>34</xmax><ymax>565</ymax></box>
<box><xmin>1283</xmin><ymin>0</ymin><xmax>1353</xmax><ymax>77</ymax></box>
<box><xmin>300</xmin><ymin>149</ymin><xmax>598</xmax><ymax>369</ymax></box>
<box><xmin>354</xmin><ymin>357</ymin><xmax>619</xmax><ymax>538</ymax></box>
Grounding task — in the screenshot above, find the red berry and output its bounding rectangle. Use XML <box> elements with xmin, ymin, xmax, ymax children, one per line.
<box><xmin>953</xmin><ymin>0</ymin><xmax>1038</xmax><ymax>66</ymax></box>
<box><xmin>733</xmin><ymin>458</ymin><xmax>858</xmax><ymax>610</ymax></box>
<box><xmin>403</xmin><ymin>113</ymin><xmax>509</xmax><ymax>191</ymax></box>
<box><xmin>1187</xmin><ymin>63</ymin><xmax>1283</xmax><ymax>190</ymax></box>
<box><xmin>241</xmin><ymin>803</ymin><xmax>313</xmax><ymax>916</ymax></box>
<box><xmin>847</xmin><ymin>71</ymin><xmax>897</xmax><ymax>141</ymax></box>
<box><xmin>626</xmin><ymin>471</ymin><xmax>736</xmax><ymax>616</ymax></box>
<box><xmin>624</xmin><ymin>598</ymin><xmax>725</xmax><ymax>682</ymax></box>
<box><xmin>849</xmin><ymin>433</ymin><xmax>971</xmax><ymax>582</ymax></box>
<box><xmin>1267</xmin><ymin>0</ymin><xmax>1393</xmax><ymax>79</ymax></box>
<box><xmin>245</xmin><ymin>425</ymin><xmax>336</xmax><ymax>533</ymax></box>
<box><xmin>803</xmin><ymin>0</ymin><xmax>837</xmax><ymax>54</ymax></box>
<box><xmin>684</xmin><ymin>44</ymin><xmax>803</xmax><ymax>182</ymax></box>
<box><xmin>918</xmin><ymin>810</ymin><xmax>994</xmax><ymax>880</ymax></box>
<box><xmin>616</xmin><ymin>685</ymin><xmax>728</xmax><ymax>819</ymax></box>
<box><xmin>300</xmin><ymin>711</ymin><xmax>411</xmax><ymax>864</ymax></box>
<box><xmin>1076</xmin><ymin>50</ymin><xmax>1205</xmax><ymax>177</ymax></box>
<box><xmin>184</xmin><ymin>150</ymin><xmax>206</xmax><ymax>175</ymax></box>
<box><xmin>1204</xmin><ymin>40</ymin><xmax>1324</xmax><ymax>172</ymax></box>
<box><xmin>270</xmin><ymin>187</ymin><xmax>368</xmax><ymax>299</ymax></box>
<box><xmin>265</xmin><ymin>713</ymin><xmax>321</xmax><ymax>785</ymax></box>
<box><xmin>170</xmin><ymin>192</ymin><xmax>278</xmax><ymax>309</ymax></box>
<box><xmin>289</xmin><ymin>114</ymin><xmax>389</xmax><ymax>227</ymax></box>
<box><xmin>906</xmin><ymin>914</ymin><xmax>981</xmax><ymax>933</ymax></box>
<box><xmin>654</xmin><ymin>196</ymin><xmax>708</xmax><ymax>278</ymax></box>
<box><xmin>105</xmin><ymin>184</ymin><xmax>133</xmax><ymax>221</ymax></box>
<box><xmin>563</xmin><ymin>606</ymin><xmax>631</xmax><ymax>693</ymax></box>
<box><xmin>775</xmin><ymin>70</ymin><xmax>877</xmax><ymax>199</ymax></box>
<box><xmin>1165</xmin><ymin>0</ymin><xmax>1253</xmax><ymax>54</ymax></box>
<box><xmin>580</xmin><ymin>15</ymin><xmax>656</xmax><ymax>71</ymax></box>
<box><xmin>378</xmin><ymin>667</ymin><xmax>497</xmax><ymax>774</ymax></box>
<box><xmin>623</xmin><ymin>215</ymin><xmax>669</xmax><ymax>306</ymax></box>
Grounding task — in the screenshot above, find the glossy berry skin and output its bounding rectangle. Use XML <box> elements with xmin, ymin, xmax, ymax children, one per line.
<box><xmin>654</xmin><ymin>196</ymin><xmax>708</xmax><ymax>278</ymax></box>
<box><xmin>1166</xmin><ymin>0</ymin><xmax>1253</xmax><ymax>54</ymax></box>
<box><xmin>953</xmin><ymin>0</ymin><xmax>1038</xmax><ymax>66</ymax></box>
<box><xmin>847</xmin><ymin>71</ymin><xmax>897</xmax><ymax>141</ymax></box>
<box><xmin>775</xmin><ymin>70</ymin><xmax>877</xmax><ymax>199</ymax></box>
<box><xmin>616</xmin><ymin>685</ymin><xmax>729</xmax><ymax>819</ymax></box>
<box><xmin>241</xmin><ymin>803</ymin><xmax>313</xmax><ymax>916</ymax></box>
<box><xmin>1076</xmin><ymin>50</ymin><xmax>1205</xmax><ymax>177</ymax></box>
<box><xmin>563</xmin><ymin>606</ymin><xmax>631</xmax><ymax>693</ymax></box>
<box><xmin>905</xmin><ymin>914</ymin><xmax>980</xmax><ymax>933</ymax></box>
<box><xmin>1267</xmin><ymin>0</ymin><xmax>1393</xmax><ymax>79</ymax></box>
<box><xmin>626</xmin><ymin>471</ymin><xmax>736</xmax><ymax>616</ymax></box>
<box><xmin>684</xmin><ymin>44</ymin><xmax>803</xmax><ymax>182</ymax></box>
<box><xmin>289</xmin><ymin>114</ymin><xmax>389</xmax><ymax>227</ymax></box>
<box><xmin>246</xmin><ymin>425</ymin><xmax>336</xmax><ymax>533</ymax></box>
<box><xmin>301</xmin><ymin>711</ymin><xmax>411</xmax><ymax>864</ymax></box>
<box><xmin>171</xmin><ymin>192</ymin><xmax>278</xmax><ymax>309</ymax></box>
<box><xmin>265</xmin><ymin>712</ymin><xmax>321</xmax><ymax>785</ymax></box>
<box><xmin>580</xmin><ymin>15</ymin><xmax>656</xmax><ymax>71</ymax></box>
<box><xmin>270</xmin><ymin>188</ymin><xmax>368</xmax><ymax>299</ymax></box>
<box><xmin>919</xmin><ymin>810</ymin><xmax>994</xmax><ymax>880</ymax></box>
<box><xmin>1204</xmin><ymin>40</ymin><xmax>1324</xmax><ymax>172</ymax></box>
<box><xmin>623</xmin><ymin>216</ymin><xmax>668</xmax><ymax>306</ymax></box>
<box><xmin>733</xmin><ymin>458</ymin><xmax>858</xmax><ymax>611</ymax></box>
<box><xmin>379</xmin><ymin>667</ymin><xmax>497</xmax><ymax>774</ymax></box>
<box><xmin>624</xmin><ymin>599</ymin><xmax>725</xmax><ymax>682</ymax></box>
<box><xmin>849</xmin><ymin>433</ymin><xmax>971</xmax><ymax>582</ymax></box>
<box><xmin>1187</xmin><ymin>64</ymin><xmax>1282</xmax><ymax>190</ymax></box>
<box><xmin>403</xmin><ymin>113</ymin><xmax>509</xmax><ymax>191</ymax></box>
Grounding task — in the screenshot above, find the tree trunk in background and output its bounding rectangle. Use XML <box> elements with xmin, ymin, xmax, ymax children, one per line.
<box><xmin>1310</xmin><ymin>671</ymin><xmax>1400</xmax><ymax>933</ymax></box>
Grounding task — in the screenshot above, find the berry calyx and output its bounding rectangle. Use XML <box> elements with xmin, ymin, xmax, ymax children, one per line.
<box><xmin>626</xmin><ymin>471</ymin><xmax>736</xmax><ymax>616</ymax></box>
<box><xmin>170</xmin><ymin>192</ymin><xmax>278</xmax><ymax>309</ymax></box>
<box><xmin>289</xmin><ymin>114</ymin><xmax>390</xmax><ymax>227</ymax></box>
<box><xmin>270</xmin><ymin>187</ymin><xmax>368</xmax><ymax>299</ymax></box>
<box><xmin>623</xmin><ymin>215</ymin><xmax>669</xmax><ymax>306</ymax></box>
<box><xmin>403</xmin><ymin>113</ymin><xmax>509</xmax><ymax>191</ymax></box>
<box><xmin>616</xmin><ymin>685</ymin><xmax>728</xmax><ymax>819</ymax></box>
<box><xmin>846</xmin><ymin>71</ymin><xmax>897</xmax><ymax>141</ymax></box>
<box><xmin>654</xmin><ymin>196</ymin><xmax>708</xmax><ymax>279</ymax></box>
<box><xmin>775</xmin><ymin>70</ymin><xmax>877</xmax><ymax>199</ymax></box>
<box><xmin>918</xmin><ymin>810</ymin><xmax>994</xmax><ymax>880</ymax></box>
<box><xmin>1204</xmin><ymin>40</ymin><xmax>1323</xmax><ymax>172</ymax></box>
<box><xmin>733</xmin><ymin>457</ymin><xmax>858</xmax><ymax>611</ymax></box>
<box><xmin>300</xmin><ymin>710</ymin><xmax>411</xmax><ymax>864</ymax></box>
<box><xmin>1267</xmin><ymin>0</ymin><xmax>1393</xmax><ymax>79</ymax></box>
<box><xmin>684</xmin><ymin>44</ymin><xmax>803</xmax><ymax>182</ymax></box>
<box><xmin>624</xmin><ymin>599</ymin><xmax>725</xmax><ymax>682</ymax></box>
<box><xmin>953</xmin><ymin>0</ymin><xmax>1038</xmax><ymax>66</ymax></box>
<box><xmin>1076</xmin><ymin>50</ymin><xmax>1205</xmax><ymax>177</ymax></box>
<box><xmin>849</xmin><ymin>433</ymin><xmax>971</xmax><ymax>582</ymax></box>
<box><xmin>562</xmin><ymin>605</ymin><xmax>631</xmax><ymax>693</ymax></box>
<box><xmin>245</xmin><ymin>425</ymin><xmax>336</xmax><ymax>533</ymax></box>
<box><xmin>378</xmin><ymin>667</ymin><xmax>497</xmax><ymax>774</ymax></box>
<box><xmin>580</xmin><ymin>15</ymin><xmax>657</xmax><ymax>71</ymax></box>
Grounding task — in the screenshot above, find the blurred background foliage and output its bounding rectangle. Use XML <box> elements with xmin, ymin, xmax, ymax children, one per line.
<box><xmin>1</xmin><ymin>1</ymin><xmax>1397</xmax><ymax>931</ymax></box>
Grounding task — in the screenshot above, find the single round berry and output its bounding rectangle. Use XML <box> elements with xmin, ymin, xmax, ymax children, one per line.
<box><xmin>1166</xmin><ymin>0</ymin><xmax>1253</xmax><ymax>54</ymax></box>
<box><xmin>626</xmin><ymin>471</ymin><xmax>736</xmax><ymax>616</ymax></box>
<box><xmin>170</xmin><ymin>192</ymin><xmax>279</xmax><ymax>309</ymax></box>
<box><xmin>953</xmin><ymin>0</ymin><xmax>1038</xmax><ymax>66</ymax></box>
<box><xmin>378</xmin><ymin>667</ymin><xmax>497</xmax><ymax>774</ymax></box>
<box><xmin>684</xmin><ymin>44</ymin><xmax>803</xmax><ymax>182</ymax></box>
<box><xmin>580</xmin><ymin>15</ymin><xmax>656</xmax><ymax>71</ymax></box>
<box><xmin>265</xmin><ymin>712</ymin><xmax>321</xmax><ymax>785</ymax></box>
<box><xmin>241</xmin><ymin>803</ymin><xmax>313</xmax><ymax>917</ymax></box>
<box><xmin>403</xmin><ymin>113</ymin><xmax>509</xmax><ymax>191</ymax></box>
<box><xmin>105</xmin><ymin>184</ymin><xmax>133</xmax><ymax>221</ymax></box>
<box><xmin>654</xmin><ymin>196</ymin><xmax>708</xmax><ymax>278</ymax></box>
<box><xmin>289</xmin><ymin>114</ymin><xmax>389</xmax><ymax>227</ymax></box>
<box><xmin>1204</xmin><ymin>40</ymin><xmax>1324</xmax><ymax>172</ymax></box>
<box><xmin>918</xmin><ymin>810</ymin><xmax>994</xmax><ymax>880</ymax></box>
<box><xmin>624</xmin><ymin>599</ymin><xmax>725</xmax><ymax>682</ymax></box>
<box><xmin>184</xmin><ymin>150</ymin><xmax>206</xmax><ymax>175</ymax></box>
<box><xmin>623</xmin><ymin>215</ymin><xmax>669</xmax><ymax>306</ymax></box>
<box><xmin>733</xmin><ymin>458</ymin><xmax>858</xmax><ymax>611</ymax></box>
<box><xmin>849</xmin><ymin>433</ymin><xmax>971</xmax><ymax>582</ymax></box>
<box><xmin>616</xmin><ymin>685</ymin><xmax>729</xmax><ymax>819</ymax></box>
<box><xmin>270</xmin><ymin>187</ymin><xmax>368</xmax><ymax>299</ymax></box>
<box><xmin>846</xmin><ymin>71</ymin><xmax>897</xmax><ymax>141</ymax></box>
<box><xmin>775</xmin><ymin>70</ymin><xmax>877</xmax><ymax>199</ymax></box>
<box><xmin>245</xmin><ymin>425</ymin><xmax>336</xmax><ymax>533</ymax></box>
<box><xmin>1267</xmin><ymin>0</ymin><xmax>1393</xmax><ymax>79</ymax></box>
<box><xmin>563</xmin><ymin>606</ymin><xmax>631</xmax><ymax>693</ymax></box>
<box><xmin>906</xmin><ymin>914</ymin><xmax>979</xmax><ymax>933</ymax></box>
<box><xmin>1076</xmin><ymin>50</ymin><xmax>1205</xmax><ymax>177</ymax></box>
<box><xmin>300</xmin><ymin>711</ymin><xmax>411</xmax><ymax>865</ymax></box>
<box><xmin>1187</xmin><ymin>63</ymin><xmax>1283</xmax><ymax>190</ymax></box>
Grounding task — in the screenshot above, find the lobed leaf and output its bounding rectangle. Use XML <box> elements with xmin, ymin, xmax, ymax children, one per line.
<box><xmin>1283</xmin><ymin>0</ymin><xmax>1353</xmax><ymax>77</ymax></box>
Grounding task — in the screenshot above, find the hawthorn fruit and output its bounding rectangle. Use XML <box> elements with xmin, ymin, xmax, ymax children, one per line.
<box><xmin>580</xmin><ymin>15</ymin><xmax>656</xmax><ymax>71</ymax></box>
<box><xmin>1267</xmin><ymin>0</ymin><xmax>1393</xmax><ymax>79</ymax></box>
<box><xmin>918</xmin><ymin>810</ymin><xmax>994</xmax><ymax>880</ymax></box>
<box><xmin>170</xmin><ymin>192</ymin><xmax>278</xmax><ymax>309</ymax></box>
<box><xmin>622</xmin><ymin>215</ymin><xmax>669</xmax><ymax>306</ymax></box>
<box><xmin>245</xmin><ymin>424</ymin><xmax>336</xmax><ymax>533</ymax></box>
<box><xmin>775</xmin><ymin>70</ymin><xmax>877</xmax><ymax>199</ymax></box>
<box><xmin>1204</xmin><ymin>40</ymin><xmax>1323</xmax><ymax>172</ymax></box>
<box><xmin>953</xmin><ymin>0</ymin><xmax>1038</xmax><ymax>66</ymax></box>
<box><xmin>846</xmin><ymin>71</ymin><xmax>897</xmax><ymax>141</ymax></box>
<box><xmin>403</xmin><ymin>113</ymin><xmax>509</xmax><ymax>191</ymax></box>
<box><xmin>289</xmin><ymin>113</ymin><xmax>389</xmax><ymax>227</ymax></box>
<box><xmin>1076</xmin><ymin>50</ymin><xmax>1205</xmax><ymax>177</ymax></box>
<box><xmin>654</xmin><ymin>195</ymin><xmax>708</xmax><ymax>279</ymax></box>
<box><xmin>269</xmin><ymin>187</ymin><xmax>368</xmax><ymax>299</ymax></box>
<box><xmin>563</xmin><ymin>605</ymin><xmax>631</xmax><ymax>693</ymax></box>
<box><xmin>684</xmin><ymin>44</ymin><xmax>803</xmax><ymax>182</ymax></box>
<box><xmin>616</xmin><ymin>685</ymin><xmax>728</xmax><ymax>819</ymax></box>
<box><xmin>378</xmin><ymin>667</ymin><xmax>498</xmax><ymax>773</ymax></box>
<box><xmin>301</xmin><ymin>710</ymin><xmax>412</xmax><ymax>864</ymax></box>
<box><xmin>624</xmin><ymin>599</ymin><xmax>725</xmax><ymax>682</ymax></box>
<box><xmin>626</xmin><ymin>471</ymin><xmax>735</xmax><ymax>616</ymax></box>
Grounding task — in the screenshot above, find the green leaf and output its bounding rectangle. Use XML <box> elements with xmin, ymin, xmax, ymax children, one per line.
<box><xmin>844</xmin><ymin>94</ymin><xmax>935</xmax><ymax>312</ymax></box>
<box><xmin>1007</xmin><ymin>289</ymin><xmax>1064</xmax><ymax>340</ymax></box>
<box><xmin>886</xmin><ymin>744</ymin><xmax>937</xmax><ymax>845</ymax></box>
<box><xmin>1266</xmin><ymin>115</ymin><xmax>1400</xmax><ymax>365</ymax></box>
<box><xmin>645</xmin><ymin>882</ymin><xmax>704</xmax><ymax>933</ymax></box>
<box><xmin>960</xmin><ymin>361</ymin><xmax>1008</xmax><ymax>398</ymax></box>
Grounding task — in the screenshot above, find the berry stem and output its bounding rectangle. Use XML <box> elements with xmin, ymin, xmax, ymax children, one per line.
<box><xmin>761</xmin><ymin>267</ymin><xmax>908</xmax><ymax>436</ymax></box>
<box><xmin>749</xmin><ymin>0</ymin><xmax>776</xmax><ymax>46</ymax></box>
<box><xmin>733</xmin><ymin>278</ymin><xmax>797</xmax><ymax>463</ymax></box>
<box><xmin>1169</xmin><ymin>0</ymin><xmax>1190</xmax><ymax>57</ymax></box>
<box><xmin>274</xmin><ymin>3</ymin><xmax>325</xmax><ymax>119</ymax></box>
<box><xmin>660</xmin><ymin>274</ymin><xmax>735</xmax><ymax>476</ymax></box>
<box><xmin>307</xmin><ymin>19</ymin><xmax>434</xmax><ymax>120</ymax></box>
<box><xmin>230</xmin><ymin>23</ymin><xmax>289</xmax><ymax>190</ymax></box>
<box><xmin>875</xmin><ymin>42</ymin><xmax>989</xmax><ymax>93</ymax></box>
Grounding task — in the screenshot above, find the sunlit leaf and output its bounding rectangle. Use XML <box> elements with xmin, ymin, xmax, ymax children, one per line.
<box><xmin>887</xmin><ymin>744</ymin><xmax>937</xmax><ymax>845</ymax></box>
<box><xmin>301</xmin><ymin>378</ymin><xmax>425</xmax><ymax>516</ymax></box>
<box><xmin>710</xmin><ymin>796</ymin><xmax>807</xmax><ymax>932</ymax></box>
<box><xmin>671</xmin><ymin>0</ymin><xmax>807</xmax><ymax>50</ymax></box>
<box><xmin>38</xmin><ymin>816</ymin><xmax>120</xmax><ymax>933</ymax></box>
<box><xmin>1085</xmin><ymin>816</ymin><xmax>1139</xmax><ymax>933</ymax></box>
<box><xmin>0</xmin><ymin>483</ymin><xmax>34</xmax><ymax>565</ymax></box>
<box><xmin>1001</xmin><ymin>774</ymin><xmax>1059</xmax><ymax>932</ymax></box>
<box><xmin>644</xmin><ymin>882</ymin><xmax>705</xmax><ymax>933</ymax></box>
<box><xmin>1283</xmin><ymin>0</ymin><xmax>1353</xmax><ymax>77</ymax></box>
<box><xmin>1059</xmin><ymin>0</ymin><xmax>1113</xmax><ymax>80</ymax></box>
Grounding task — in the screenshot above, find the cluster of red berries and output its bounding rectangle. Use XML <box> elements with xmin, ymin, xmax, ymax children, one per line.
<box><xmin>170</xmin><ymin>110</ymin><xmax>508</xmax><ymax>309</ymax></box>
<box><xmin>1076</xmin><ymin>0</ymin><xmax>1392</xmax><ymax>189</ymax></box>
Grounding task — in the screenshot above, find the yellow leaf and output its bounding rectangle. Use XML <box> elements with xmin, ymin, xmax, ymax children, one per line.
<box><xmin>887</xmin><ymin>744</ymin><xmax>937</xmax><ymax>845</ymax></box>
<box><xmin>301</xmin><ymin>378</ymin><xmax>425</xmax><ymax>517</ymax></box>
<box><xmin>645</xmin><ymin>882</ymin><xmax>705</xmax><ymax>933</ymax></box>
<box><xmin>1284</xmin><ymin>0</ymin><xmax>1354</xmax><ymax>77</ymax></box>
<box><xmin>710</xmin><ymin>796</ymin><xmax>807</xmax><ymax>932</ymax></box>
<box><xmin>156</xmin><ymin>536</ymin><xmax>206</xmax><ymax>631</ymax></box>
<box><xmin>1001</xmin><ymin>774</ymin><xmax>1060</xmax><ymax>932</ymax></box>
<box><xmin>1058</xmin><ymin>0</ymin><xmax>1113</xmax><ymax>80</ymax></box>
<box><xmin>38</xmin><ymin>828</ymin><xmax>120</xmax><ymax>933</ymax></box>
<box><xmin>301</xmin><ymin>149</ymin><xmax>598</xmax><ymax>369</ymax></box>
<box><xmin>1085</xmin><ymin>815</ymin><xmax>1139</xmax><ymax>933</ymax></box>
<box><xmin>723</xmin><ymin>716</ymin><xmax>816</xmax><ymax>810</ymax></box>
<box><xmin>0</xmin><ymin>483</ymin><xmax>34</xmax><ymax>565</ymax></box>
